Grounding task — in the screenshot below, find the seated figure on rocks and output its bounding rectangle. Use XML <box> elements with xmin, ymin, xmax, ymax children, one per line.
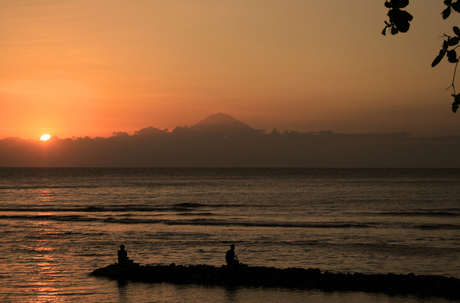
<box><xmin>225</xmin><ymin>244</ymin><xmax>239</xmax><ymax>267</ymax></box>
<box><xmin>118</xmin><ymin>245</ymin><xmax>133</xmax><ymax>265</ymax></box>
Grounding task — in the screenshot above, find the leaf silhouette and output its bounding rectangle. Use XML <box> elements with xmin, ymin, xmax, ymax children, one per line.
<box><xmin>442</xmin><ymin>7</ymin><xmax>451</xmax><ymax>19</ymax></box>
<box><xmin>453</xmin><ymin>102</ymin><xmax>459</xmax><ymax>113</ymax></box>
<box><xmin>448</xmin><ymin>37</ymin><xmax>460</xmax><ymax>46</ymax></box>
<box><xmin>453</xmin><ymin>95</ymin><xmax>460</xmax><ymax>113</ymax></box>
<box><xmin>447</xmin><ymin>50</ymin><xmax>458</xmax><ymax>63</ymax></box>
<box><xmin>389</xmin><ymin>9</ymin><xmax>413</xmax><ymax>33</ymax></box>
<box><xmin>454</xmin><ymin>26</ymin><xmax>460</xmax><ymax>37</ymax></box>
<box><xmin>432</xmin><ymin>50</ymin><xmax>446</xmax><ymax>67</ymax></box>
<box><xmin>453</xmin><ymin>2</ymin><xmax>460</xmax><ymax>12</ymax></box>
<box><xmin>389</xmin><ymin>0</ymin><xmax>409</xmax><ymax>8</ymax></box>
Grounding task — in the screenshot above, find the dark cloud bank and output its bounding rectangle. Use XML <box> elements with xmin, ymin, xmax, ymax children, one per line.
<box><xmin>1</xmin><ymin>114</ymin><xmax>460</xmax><ymax>167</ymax></box>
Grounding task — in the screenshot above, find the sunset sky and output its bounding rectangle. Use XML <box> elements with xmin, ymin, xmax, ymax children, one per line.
<box><xmin>1</xmin><ymin>0</ymin><xmax>459</xmax><ymax>140</ymax></box>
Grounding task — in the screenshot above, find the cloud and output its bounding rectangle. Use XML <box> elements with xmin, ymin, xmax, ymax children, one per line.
<box><xmin>1</xmin><ymin>128</ymin><xmax>459</xmax><ymax>167</ymax></box>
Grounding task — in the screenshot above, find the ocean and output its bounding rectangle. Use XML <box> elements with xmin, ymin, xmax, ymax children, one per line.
<box><xmin>0</xmin><ymin>167</ymin><xmax>459</xmax><ymax>302</ymax></box>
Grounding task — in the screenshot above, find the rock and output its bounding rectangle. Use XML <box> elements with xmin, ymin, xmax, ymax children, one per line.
<box><xmin>90</xmin><ymin>264</ymin><xmax>460</xmax><ymax>300</ymax></box>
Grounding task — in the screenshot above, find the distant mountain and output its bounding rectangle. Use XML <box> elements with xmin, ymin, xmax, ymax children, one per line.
<box><xmin>190</xmin><ymin>113</ymin><xmax>260</xmax><ymax>136</ymax></box>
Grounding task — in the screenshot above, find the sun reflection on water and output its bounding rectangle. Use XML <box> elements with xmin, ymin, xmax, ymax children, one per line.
<box><xmin>20</xmin><ymin>221</ymin><xmax>70</xmax><ymax>302</ymax></box>
<box><xmin>36</xmin><ymin>188</ymin><xmax>55</xmax><ymax>204</ymax></box>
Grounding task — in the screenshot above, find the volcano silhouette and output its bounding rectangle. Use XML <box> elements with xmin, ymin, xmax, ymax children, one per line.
<box><xmin>190</xmin><ymin>113</ymin><xmax>260</xmax><ymax>136</ymax></box>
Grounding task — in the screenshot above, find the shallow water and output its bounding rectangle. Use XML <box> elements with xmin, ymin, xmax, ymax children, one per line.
<box><xmin>0</xmin><ymin>168</ymin><xmax>459</xmax><ymax>302</ymax></box>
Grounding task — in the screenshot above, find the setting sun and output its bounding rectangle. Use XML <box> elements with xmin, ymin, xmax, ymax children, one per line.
<box><xmin>40</xmin><ymin>134</ymin><xmax>51</xmax><ymax>141</ymax></box>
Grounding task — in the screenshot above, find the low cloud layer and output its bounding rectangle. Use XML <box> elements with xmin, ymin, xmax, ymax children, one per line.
<box><xmin>1</xmin><ymin>126</ymin><xmax>459</xmax><ymax>167</ymax></box>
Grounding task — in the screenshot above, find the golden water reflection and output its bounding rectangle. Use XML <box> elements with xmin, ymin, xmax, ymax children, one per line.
<box><xmin>23</xmin><ymin>222</ymin><xmax>69</xmax><ymax>302</ymax></box>
<box><xmin>36</xmin><ymin>188</ymin><xmax>55</xmax><ymax>203</ymax></box>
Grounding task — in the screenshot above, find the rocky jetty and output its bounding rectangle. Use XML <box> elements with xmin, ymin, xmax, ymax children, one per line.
<box><xmin>91</xmin><ymin>264</ymin><xmax>460</xmax><ymax>300</ymax></box>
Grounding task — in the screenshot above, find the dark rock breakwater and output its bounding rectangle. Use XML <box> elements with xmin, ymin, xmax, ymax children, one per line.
<box><xmin>91</xmin><ymin>264</ymin><xmax>460</xmax><ymax>300</ymax></box>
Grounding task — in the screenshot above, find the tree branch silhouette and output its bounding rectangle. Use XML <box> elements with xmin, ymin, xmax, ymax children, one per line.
<box><xmin>383</xmin><ymin>0</ymin><xmax>460</xmax><ymax>113</ymax></box>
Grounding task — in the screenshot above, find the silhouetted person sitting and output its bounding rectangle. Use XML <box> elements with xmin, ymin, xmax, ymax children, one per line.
<box><xmin>225</xmin><ymin>244</ymin><xmax>239</xmax><ymax>267</ymax></box>
<box><xmin>118</xmin><ymin>245</ymin><xmax>132</xmax><ymax>265</ymax></box>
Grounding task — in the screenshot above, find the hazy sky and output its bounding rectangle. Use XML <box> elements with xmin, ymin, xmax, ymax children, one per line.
<box><xmin>1</xmin><ymin>0</ymin><xmax>459</xmax><ymax>140</ymax></box>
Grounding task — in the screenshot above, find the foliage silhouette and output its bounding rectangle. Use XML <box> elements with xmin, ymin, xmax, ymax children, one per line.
<box><xmin>382</xmin><ymin>0</ymin><xmax>412</xmax><ymax>35</ymax></box>
<box><xmin>383</xmin><ymin>0</ymin><xmax>460</xmax><ymax>113</ymax></box>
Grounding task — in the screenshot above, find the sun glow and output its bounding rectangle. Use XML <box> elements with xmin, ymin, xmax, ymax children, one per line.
<box><xmin>40</xmin><ymin>134</ymin><xmax>51</xmax><ymax>141</ymax></box>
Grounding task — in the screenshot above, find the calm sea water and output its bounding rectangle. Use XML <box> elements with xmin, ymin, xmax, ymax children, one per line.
<box><xmin>0</xmin><ymin>168</ymin><xmax>459</xmax><ymax>303</ymax></box>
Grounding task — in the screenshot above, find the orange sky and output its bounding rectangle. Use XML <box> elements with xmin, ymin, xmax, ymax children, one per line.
<box><xmin>1</xmin><ymin>1</ymin><xmax>459</xmax><ymax>140</ymax></box>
